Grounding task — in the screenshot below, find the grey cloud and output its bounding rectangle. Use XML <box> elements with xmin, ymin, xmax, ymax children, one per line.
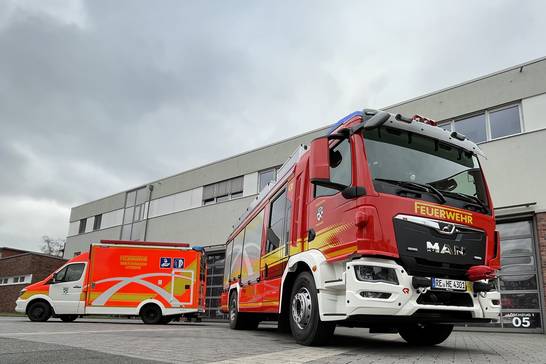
<box><xmin>0</xmin><ymin>0</ymin><xmax>545</xmax><ymax>250</ymax></box>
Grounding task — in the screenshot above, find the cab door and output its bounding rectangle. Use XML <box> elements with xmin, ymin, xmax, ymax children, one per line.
<box><xmin>261</xmin><ymin>187</ymin><xmax>292</xmax><ymax>306</ymax></box>
<box><xmin>307</xmin><ymin>137</ymin><xmax>357</xmax><ymax>259</ymax></box>
<box><xmin>49</xmin><ymin>262</ymin><xmax>86</xmax><ymax>314</ymax></box>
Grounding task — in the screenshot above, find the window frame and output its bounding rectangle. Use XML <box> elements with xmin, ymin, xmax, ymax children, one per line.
<box><xmin>93</xmin><ymin>214</ymin><xmax>102</xmax><ymax>231</ymax></box>
<box><xmin>438</xmin><ymin>102</ymin><xmax>523</xmax><ymax>144</ymax></box>
<box><xmin>202</xmin><ymin>175</ymin><xmax>246</xmax><ymax>206</ymax></box>
<box><xmin>78</xmin><ymin>218</ymin><xmax>87</xmax><ymax>234</ymax></box>
<box><xmin>265</xmin><ymin>187</ymin><xmax>291</xmax><ymax>254</ymax></box>
<box><xmin>54</xmin><ymin>263</ymin><xmax>85</xmax><ymax>283</ymax></box>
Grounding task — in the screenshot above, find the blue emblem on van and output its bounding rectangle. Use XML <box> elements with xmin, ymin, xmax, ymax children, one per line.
<box><xmin>160</xmin><ymin>257</ymin><xmax>172</xmax><ymax>268</ymax></box>
<box><xmin>173</xmin><ymin>258</ymin><xmax>185</xmax><ymax>269</ymax></box>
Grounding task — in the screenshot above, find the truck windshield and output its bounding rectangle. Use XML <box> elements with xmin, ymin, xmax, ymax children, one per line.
<box><xmin>363</xmin><ymin>127</ymin><xmax>490</xmax><ymax>214</ymax></box>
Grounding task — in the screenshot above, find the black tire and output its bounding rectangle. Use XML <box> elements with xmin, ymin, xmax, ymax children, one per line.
<box><xmin>277</xmin><ymin>309</ymin><xmax>291</xmax><ymax>333</ymax></box>
<box><xmin>229</xmin><ymin>291</ymin><xmax>258</xmax><ymax>330</ymax></box>
<box><xmin>140</xmin><ymin>304</ymin><xmax>163</xmax><ymax>324</ymax></box>
<box><xmin>399</xmin><ymin>323</ymin><xmax>454</xmax><ymax>346</ymax></box>
<box><xmin>289</xmin><ymin>272</ymin><xmax>335</xmax><ymax>346</ymax></box>
<box><xmin>59</xmin><ymin>315</ymin><xmax>78</xmax><ymax>322</ymax></box>
<box><xmin>27</xmin><ymin>301</ymin><xmax>52</xmax><ymax>322</ymax></box>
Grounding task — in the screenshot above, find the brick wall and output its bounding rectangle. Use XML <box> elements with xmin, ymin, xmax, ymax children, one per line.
<box><xmin>538</xmin><ymin>213</ymin><xmax>546</xmax><ymax>311</ymax></box>
<box><xmin>0</xmin><ymin>253</ymin><xmax>66</xmax><ymax>312</ymax></box>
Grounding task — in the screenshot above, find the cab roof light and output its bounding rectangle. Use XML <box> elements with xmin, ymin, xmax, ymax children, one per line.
<box><xmin>412</xmin><ymin>114</ymin><xmax>438</xmax><ymax>126</ymax></box>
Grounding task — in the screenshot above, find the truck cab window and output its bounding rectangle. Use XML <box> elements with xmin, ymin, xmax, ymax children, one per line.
<box><xmin>266</xmin><ymin>189</ymin><xmax>290</xmax><ymax>253</ymax></box>
<box><xmin>315</xmin><ymin>138</ymin><xmax>352</xmax><ymax>197</ymax></box>
<box><xmin>56</xmin><ymin>263</ymin><xmax>85</xmax><ymax>283</ymax></box>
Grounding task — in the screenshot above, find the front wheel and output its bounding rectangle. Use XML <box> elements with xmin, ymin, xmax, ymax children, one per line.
<box><xmin>399</xmin><ymin>323</ymin><xmax>453</xmax><ymax>346</ymax></box>
<box><xmin>59</xmin><ymin>315</ymin><xmax>78</xmax><ymax>322</ymax></box>
<box><xmin>229</xmin><ymin>291</ymin><xmax>259</xmax><ymax>330</ymax></box>
<box><xmin>27</xmin><ymin>301</ymin><xmax>52</xmax><ymax>322</ymax></box>
<box><xmin>289</xmin><ymin>272</ymin><xmax>335</xmax><ymax>346</ymax></box>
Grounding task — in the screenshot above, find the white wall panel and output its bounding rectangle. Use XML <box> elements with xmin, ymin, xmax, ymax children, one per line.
<box><xmin>522</xmin><ymin>93</ymin><xmax>546</xmax><ymax>132</ymax></box>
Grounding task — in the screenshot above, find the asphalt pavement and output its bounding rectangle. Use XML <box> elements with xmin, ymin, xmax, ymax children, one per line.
<box><xmin>0</xmin><ymin>316</ymin><xmax>545</xmax><ymax>363</ymax></box>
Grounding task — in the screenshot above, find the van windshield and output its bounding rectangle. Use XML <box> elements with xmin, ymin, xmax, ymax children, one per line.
<box><xmin>363</xmin><ymin>127</ymin><xmax>490</xmax><ymax>214</ymax></box>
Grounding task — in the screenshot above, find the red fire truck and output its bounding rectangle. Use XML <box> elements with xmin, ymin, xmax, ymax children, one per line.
<box><xmin>16</xmin><ymin>240</ymin><xmax>206</xmax><ymax>324</ymax></box>
<box><xmin>220</xmin><ymin>109</ymin><xmax>501</xmax><ymax>346</ymax></box>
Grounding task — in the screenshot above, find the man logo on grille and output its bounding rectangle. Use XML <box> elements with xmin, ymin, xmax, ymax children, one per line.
<box><xmin>316</xmin><ymin>206</ymin><xmax>324</xmax><ymax>221</ymax></box>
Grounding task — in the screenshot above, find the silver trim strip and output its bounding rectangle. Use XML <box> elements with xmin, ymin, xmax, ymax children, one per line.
<box><xmin>394</xmin><ymin>214</ymin><xmax>483</xmax><ymax>234</ymax></box>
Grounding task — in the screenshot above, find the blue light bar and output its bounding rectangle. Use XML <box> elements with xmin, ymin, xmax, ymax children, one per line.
<box><xmin>327</xmin><ymin>110</ymin><xmax>363</xmax><ymax>135</ymax></box>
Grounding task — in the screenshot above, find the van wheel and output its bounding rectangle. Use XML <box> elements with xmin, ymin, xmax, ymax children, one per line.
<box><xmin>289</xmin><ymin>272</ymin><xmax>335</xmax><ymax>346</ymax></box>
<box><xmin>229</xmin><ymin>291</ymin><xmax>258</xmax><ymax>330</ymax></box>
<box><xmin>60</xmin><ymin>315</ymin><xmax>78</xmax><ymax>322</ymax></box>
<box><xmin>399</xmin><ymin>323</ymin><xmax>453</xmax><ymax>346</ymax></box>
<box><xmin>140</xmin><ymin>304</ymin><xmax>163</xmax><ymax>324</ymax></box>
<box><xmin>27</xmin><ymin>301</ymin><xmax>52</xmax><ymax>322</ymax></box>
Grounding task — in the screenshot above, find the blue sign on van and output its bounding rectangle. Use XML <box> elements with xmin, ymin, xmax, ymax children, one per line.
<box><xmin>160</xmin><ymin>257</ymin><xmax>172</xmax><ymax>268</ymax></box>
<box><xmin>173</xmin><ymin>258</ymin><xmax>185</xmax><ymax>269</ymax></box>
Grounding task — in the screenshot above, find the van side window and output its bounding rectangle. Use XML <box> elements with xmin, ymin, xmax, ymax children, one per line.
<box><xmin>56</xmin><ymin>263</ymin><xmax>85</xmax><ymax>282</ymax></box>
<box><xmin>315</xmin><ymin>138</ymin><xmax>352</xmax><ymax>197</ymax></box>
<box><xmin>266</xmin><ymin>189</ymin><xmax>291</xmax><ymax>253</ymax></box>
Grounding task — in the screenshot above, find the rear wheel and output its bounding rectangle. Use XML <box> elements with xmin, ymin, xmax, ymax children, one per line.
<box><xmin>399</xmin><ymin>323</ymin><xmax>453</xmax><ymax>346</ymax></box>
<box><xmin>140</xmin><ymin>304</ymin><xmax>163</xmax><ymax>324</ymax></box>
<box><xmin>289</xmin><ymin>272</ymin><xmax>335</xmax><ymax>346</ymax></box>
<box><xmin>27</xmin><ymin>301</ymin><xmax>52</xmax><ymax>322</ymax></box>
<box><xmin>59</xmin><ymin>315</ymin><xmax>78</xmax><ymax>322</ymax></box>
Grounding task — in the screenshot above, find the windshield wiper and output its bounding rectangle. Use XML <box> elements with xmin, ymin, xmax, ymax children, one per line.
<box><xmin>374</xmin><ymin>178</ymin><xmax>446</xmax><ymax>204</ymax></box>
<box><xmin>438</xmin><ymin>190</ymin><xmax>490</xmax><ymax>214</ymax></box>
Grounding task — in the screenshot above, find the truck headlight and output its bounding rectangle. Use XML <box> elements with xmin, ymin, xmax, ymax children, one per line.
<box><xmin>354</xmin><ymin>266</ymin><xmax>399</xmax><ymax>285</ymax></box>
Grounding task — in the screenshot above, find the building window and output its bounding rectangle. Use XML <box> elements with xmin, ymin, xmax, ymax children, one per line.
<box><xmin>455</xmin><ymin>114</ymin><xmax>487</xmax><ymax>144</ymax></box>
<box><xmin>121</xmin><ymin>187</ymin><xmax>149</xmax><ymax>241</ymax></box>
<box><xmin>439</xmin><ymin>103</ymin><xmax>522</xmax><ymax>144</ymax></box>
<box><xmin>78</xmin><ymin>218</ymin><xmax>87</xmax><ymax>234</ymax></box>
<box><xmin>202</xmin><ymin>176</ymin><xmax>244</xmax><ymax>205</ymax></box>
<box><xmin>93</xmin><ymin>214</ymin><xmax>102</xmax><ymax>231</ymax></box>
<box><xmin>259</xmin><ymin>169</ymin><xmax>277</xmax><ymax>191</ymax></box>
<box><xmin>0</xmin><ymin>275</ymin><xmax>32</xmax><ymax>285</ymax></box>
<box><xmin>490</xmin><ymin>105</ymin><xmax>521</xmax><ymax>139</ymax></box>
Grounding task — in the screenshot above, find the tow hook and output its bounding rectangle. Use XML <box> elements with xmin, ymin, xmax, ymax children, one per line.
<box><xmin>412</xmin><ymin>276</ymin><xmax>431</xmax><ymax>290</ymax></box>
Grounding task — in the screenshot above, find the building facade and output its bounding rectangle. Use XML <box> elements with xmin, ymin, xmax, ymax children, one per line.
<box><xmin>64</xmin><ymin>57</ymin><xmax>546</xmax><ymax>330</ymax></box>
<box><xmin>0</xmin><ymin>248</ymin><xmax>66</xmax><ymax>312</ymax></box>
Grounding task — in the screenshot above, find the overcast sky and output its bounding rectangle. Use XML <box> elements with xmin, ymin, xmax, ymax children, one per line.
<box><xmin>1</xmin><ymin>0</ymin><xmax>545</xmax><ymax>251</ymax></box>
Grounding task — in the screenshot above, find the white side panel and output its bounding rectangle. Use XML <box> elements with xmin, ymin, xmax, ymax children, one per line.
<box><xmin>522</xmin><ymin>92</ymin><xmax>546</xmax><ymax>132</ymax></box>
<box><xmin>243</xmin><ymin>172</ymin><xmax>258</xmax><ymax>197</ymax></box>
<box><xmin>67</xmin><ymin>221</ymin><xmax>79</xmax><ymax>237</ymax></box>
<box><xmin>189</xmin><ymin>187</ymin><xmax>203</xmax><ymax>208</ymax></box>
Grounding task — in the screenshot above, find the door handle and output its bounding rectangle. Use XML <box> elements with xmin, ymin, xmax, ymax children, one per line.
<box><xmin>73</xmin><ymin>285</ymin><xmax>82</xmax><ymax>289</ymax></box>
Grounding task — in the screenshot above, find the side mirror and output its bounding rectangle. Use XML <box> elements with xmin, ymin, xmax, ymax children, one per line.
<box><xmin>309</xmin><ymin>137</ymin><xmax>331</xmax><ymax>183</ymax></box>
<box><xmin>309</xmin><ymin>136</ymin><xmax>350</xmax><ymax>192</ymax></box>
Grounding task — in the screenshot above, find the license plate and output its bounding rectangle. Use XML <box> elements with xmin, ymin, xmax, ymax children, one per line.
<box><xmin>431</xmin><ymin>278</ymin><xmax>466</xmax><ymax>291</ymax></box>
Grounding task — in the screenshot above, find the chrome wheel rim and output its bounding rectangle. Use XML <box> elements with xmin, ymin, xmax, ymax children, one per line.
<box><xmin>291</xmin><ymin>287</ymin><xmax>312</xmax><ymax>330</ymax></box>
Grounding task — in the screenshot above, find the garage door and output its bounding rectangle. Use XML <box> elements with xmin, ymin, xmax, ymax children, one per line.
<box><xmin>496</xmin><ymin>219</ymin><xmax>543</xmax><ymax>332</ymax></box>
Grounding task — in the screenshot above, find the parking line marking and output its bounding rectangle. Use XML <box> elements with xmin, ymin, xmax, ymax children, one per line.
<box><xmin>0</xmin><ymin>327</ymin><xmax>186</xmax><ymax>336</ymax></box>
<box><xmin>207</xmin><ymin>347</ymin><xmax>349</xmax><ymax>364</ymax></box>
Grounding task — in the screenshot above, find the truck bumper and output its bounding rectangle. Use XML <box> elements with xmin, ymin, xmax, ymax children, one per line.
<box><xmin>15</xmin><ymin>299</ymin><xmax>27</xmax><ymax>314</ymax></box>
<box><xmin>318</xmin><ymin>257</ymin><xmax>500</xmax><ymax>323</ymax></box>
